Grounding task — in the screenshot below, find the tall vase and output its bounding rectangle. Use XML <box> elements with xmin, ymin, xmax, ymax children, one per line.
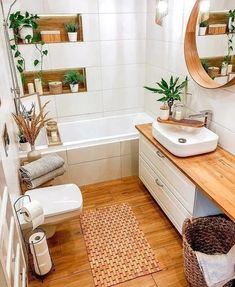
<box><xmin>27</xmin><ymin>145</ymin><xmax>41</xmax><ymax>162</ymax></box>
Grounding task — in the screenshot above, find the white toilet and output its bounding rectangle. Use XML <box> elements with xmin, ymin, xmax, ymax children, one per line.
<box><xmin>21</xmin><ymin>184</ymin><xmax>83</xmax><ymax>238</ymax></box>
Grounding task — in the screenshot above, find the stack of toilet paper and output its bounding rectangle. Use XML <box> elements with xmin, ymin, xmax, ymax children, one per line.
<box><xmin>29</xmin><ymin>232</ymin><xmax>52</xmax><ymax>276</ymax></box>
<box><xmin>21</xmin><ymin>200</ymin><xmax>45</xmax><ymax>230</ymax></box>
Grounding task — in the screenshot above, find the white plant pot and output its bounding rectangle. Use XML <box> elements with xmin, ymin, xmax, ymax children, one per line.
<box><xmin>19</xmin><ymin>26</ymin><xmax>33</xmax><ymax>43</ymax></box>
<box><xmin>221</xmin><ymin>62</ymin><xmax>228</xmax><ymax>76</ymax></box>
<box><xmin>34</xmin><ymin>78</ymin><xmax>43</xmax><ymax>95</ymax></box>
<box><xmin>159</xmin><ymin>108</ymin><xmax>169</xmax><ymax>121</ymax></box>
<box><xmin>228</xmin><ymin>17</ymin><xmax>235</xmax><ymax>32</ymax></box>
<box><xmin>199</xmin><ymin>26</ymin><xmax>207</xmax><ymax>36</ymax></box>
<box><xmin>68</xmin><ymin>32</ymin><xmax>78</xmax><ymax>42</ymax></box>
<box><xmin>70</xmin><ymin>84</ymin><xmax>79</xmax><ymax>93</ymax></box>
<box><xmin>19</xmin><ymin>142</ymin><xmax>30</xmax><ymax>152</ymax></box>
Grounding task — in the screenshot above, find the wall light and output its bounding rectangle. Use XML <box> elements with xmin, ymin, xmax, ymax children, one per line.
<box><xmin>155</xmin><ymin>0</ymin><xmax>168</xmax><ymax>26</ymax></box>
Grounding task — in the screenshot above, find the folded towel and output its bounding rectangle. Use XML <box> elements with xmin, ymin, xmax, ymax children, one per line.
<box><xmin>25</xmin><ymin>166</ymin><xmax>65</xmax><ymax>189</ymax></box>
<box><xmin>196</xmin><ymin>245</ymin><xmax>235</xmax><ymax>287</ymax></box>
<box><xmin>20</xmin><ymin>154</ymin><xmax>65</xmax><ymax>181</ymax></box>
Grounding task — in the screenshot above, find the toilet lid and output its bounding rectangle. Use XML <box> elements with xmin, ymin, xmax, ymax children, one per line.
<box><xmin>25</xmin><ymin>184</ymin><xmax>83</xmax><ymax>217</ymax></box>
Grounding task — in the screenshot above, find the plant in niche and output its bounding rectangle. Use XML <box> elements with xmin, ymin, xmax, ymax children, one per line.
<box><xmin>144</xmin><ymin>76</ymin><xmax>188</xmax><ymax>116</ymax></box>
<box><xmin>65</xmin><ymin>22</ymin><xmax>79</xmax><ymax>42</ymax></box>
<box><xmin>63</xmin><ymin>70</ymin><xmax>85</xmax><ymax>93</ymax></box>
<box><xmin>9</xmin><ymin>11</ymin><xmax>39</xmax><ymax>43</ymax></box>
<box><xmin>199</xmin><ymin>20</ymin><xmax>208</xmax><ymax>28</ymax></box>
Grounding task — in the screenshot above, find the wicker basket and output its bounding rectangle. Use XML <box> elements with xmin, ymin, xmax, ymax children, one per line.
<box><xmin>208</xmin><ymin>66</ymin><xmax>220</xmax><ymax>78</ymax></box>
<box><xmin>183</xmin><ymin>216</ymin><xmax>235</xmax><ymax>287</ymax></box>
<box><xmin>48</xmin><ymin>81</ymin><xmax>63</xmax><ymax>94</ymax></box>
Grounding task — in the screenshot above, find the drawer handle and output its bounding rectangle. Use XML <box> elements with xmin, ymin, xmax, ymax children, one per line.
<box><xmin>156</xmin><ymin>151</ymin><xmax>165</xmax><ymax>159</ymax></box>
<box><xmin>155</xmin><ymin>178</ymin><xmax>164</xmax><ymax>187</ymax></box>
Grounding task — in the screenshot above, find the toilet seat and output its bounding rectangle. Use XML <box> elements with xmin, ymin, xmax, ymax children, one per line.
<box><xmin>25</xmin><ymin>184</ymin><xmax>83</xmax><ymax>218</ymax></box>
<box><xmin>20</xmin><ymin>184</ymin><xmax>83</xmax><ymax>229</ymax></box>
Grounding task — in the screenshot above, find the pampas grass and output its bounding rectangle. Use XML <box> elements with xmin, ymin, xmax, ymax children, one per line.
<box><xmin>12</xmin><ymin>101</ymin><xmax>50</xmax><ymax>146</ymax></box>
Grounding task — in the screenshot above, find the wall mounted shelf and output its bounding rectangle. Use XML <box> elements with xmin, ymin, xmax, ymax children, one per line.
<box><xmin>17</xmin><ymin>14</ymin><xmax>83</xmax><ymax>45</ymax></box>
<box><xmin>22</xmin><ymin>68</ymin><xmax>87</xmax><ymax>96</ymax></box>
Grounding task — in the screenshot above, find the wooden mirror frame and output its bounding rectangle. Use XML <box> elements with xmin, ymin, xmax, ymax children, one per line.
<box><xmin>184</xmin><ymin>0</ymin><xmax>235</xmax><ymax>89</ymax></box>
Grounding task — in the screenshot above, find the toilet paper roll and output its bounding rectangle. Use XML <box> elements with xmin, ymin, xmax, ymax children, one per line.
<box><xmin>29</xmin><ymin>232</ymin><xmax>48</xmax><ymax>255</ymax></box>
<box><xmin>21</xmin><ymin>200</ymin><xmax>44</xmax><ymax>230</ymax></box>
<box><xmin>29</xmin><ymin>232</ymin><xmax>52</xmax><ymax>276</ymax></box>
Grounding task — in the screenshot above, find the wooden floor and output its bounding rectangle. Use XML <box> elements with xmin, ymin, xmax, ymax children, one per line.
<box><xmin>29</xmin><ymin>177</ymin><xmax>188</xmax><ymax>287</ymax></box>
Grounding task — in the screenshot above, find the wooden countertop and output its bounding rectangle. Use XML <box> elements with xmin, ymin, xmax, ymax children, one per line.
<box><xmin>136</xmin><ymin>123</ymin><xmax>235</xmax><ymax>222</ymax></box>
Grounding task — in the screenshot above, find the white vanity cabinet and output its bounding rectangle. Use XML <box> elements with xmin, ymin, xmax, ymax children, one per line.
<box><xmin>139</xmin><ymin>135</ymin><xmax>198</xmax><ymax>234</ymax></box>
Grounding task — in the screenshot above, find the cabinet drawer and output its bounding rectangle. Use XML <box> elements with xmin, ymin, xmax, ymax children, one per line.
<box><xmin>139</xmin><ymin>135</ymin><xmax>195</xmax><ymax>213</ymax></box>
<box><xmin>139</xmin><ymin>156</ymin><xmax>191</xmax><ymax>234</ymax></box>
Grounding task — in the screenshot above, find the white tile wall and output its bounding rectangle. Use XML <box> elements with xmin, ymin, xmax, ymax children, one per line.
<box><xmin>15</xmin><ymin>0</ymin><xmax>147</xmax><ymax>121</ymax></box>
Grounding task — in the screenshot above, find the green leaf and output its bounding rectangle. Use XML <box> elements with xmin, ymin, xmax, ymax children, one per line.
<box><xmin>34</xmin><ymin>59</ymin><xmax>40</xmax><ymax>66</ymax></box>
<box><xmin>10</xmin><ymin>44</ymin><xmax>16</xmax><ymax>50</ymax></box>
<box><xmin>17</xmin><ymin>59</ymin><xmax>24</xmax><ymax>66</ymax></box>
<box><xmin>14</xmin><ymin>50</ymin><xmax>20</xmax><ymax>58</ymax></box>
<box><xmin>42</xmin><ymin>50</ymin><xmax>48</xmax><ymax>56</ymax></box>
<box><xmin>17</xmin><ymin>66</ymin><xmax>23</xmax><ymax>73</ymax></box>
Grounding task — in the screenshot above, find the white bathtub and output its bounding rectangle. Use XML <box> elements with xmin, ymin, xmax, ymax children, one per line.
<box><xmin>34</xmin><ymin>113</ymin><xmax>153</xmax><ymax>186</ymax></box>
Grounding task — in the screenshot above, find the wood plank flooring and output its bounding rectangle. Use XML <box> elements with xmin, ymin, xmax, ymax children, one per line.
<box><xmin>29</xmin><ymin>176</ymin><xmax>188</xmax><ymax>287</ymax></box>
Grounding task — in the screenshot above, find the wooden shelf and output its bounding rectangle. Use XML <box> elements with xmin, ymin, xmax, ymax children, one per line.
<box><xmin>157</xmin><ymin>117</ymin><xmax>204</xmax><ymax>128</ymax></box>
<box><xmin>201</xmin><ymin>56</ymin><xmax>235</xmax><ymax>73</ymax></box>
<box><xmin>22</xmin><ymin>68</ymin><xmax>87</xmax><ymax>96</ymax></box>
<box><xmin>17</xmin><ymin>14</ymin><xmax>83</xmax><ymax>44</ymax></box>
<box><xmin>207</xmin><ymin>11</ymin><xmax>229</xmax><ymax>26</ymax></box>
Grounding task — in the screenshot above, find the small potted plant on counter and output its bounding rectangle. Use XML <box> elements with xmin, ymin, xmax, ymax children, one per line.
<box><xmin>18</xmin><ymin>130</ymin><xmax>30</xmax><ymax>151</ymax></box>
<box><xmin>65</xmin><ymin>22</ymin><xmax>79</xmax><ymax>42</ymax></box>
<box><xmin>228</xmin><ymin>10</ymin><xmax>235</xmax><ymax>33</ymax></box>
<box><xmin>63</xmin><ymin>70</ymin><xmax>85</xmax><ymax>93</ymax></box>
<box><xmin>9</xmin><ymin>11</ymin><xmax>39</xmax><ymax>43</ymax></box>
<box><xmin>199</xmin><ymin>20</ymin><xmax>208</xmax><ymax>36</ymax></box>
<box><xmin>144</xmin><ymin>76</ymin><xmax>188</xmax><ymax>116</ymax></box>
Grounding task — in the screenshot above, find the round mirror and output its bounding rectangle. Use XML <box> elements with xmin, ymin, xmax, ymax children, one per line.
<box><xmin>185</xmin><ymin>0</ymin><xmax>235</xmax><ymax>89</ymax></box>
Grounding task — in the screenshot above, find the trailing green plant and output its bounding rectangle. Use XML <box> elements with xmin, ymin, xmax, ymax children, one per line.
<box><xmin>65</xmin><ymin>22</ymin><xmax>79</xmax><ymax>32</ymax></box>
<box><xmin>199</xmin><ymin>20</ymin><xmax>208</xmax><ymax>28</ymax></box>
<box><xmin>144</xmin><ymin>76</ymin><xmax>188</xmax><ymax>115</ymax></box>
<box><xmin>9</xmin><ymin>11</ymin><xmax>39</xmax><ymax>37</ymax></box>
<box><xmin>63</xmin><ymin>70</ymin><xmax>85</xmax><ymax>85</ymax></box>
<box><xmin>228</xmin><ymin>10</ymin><xmax>235</xmax><ymax>22</ymax></box>
<box><xmin>33</xmin><ymin>41</ymin><xmax>48</xmax><ymax>81</ymax></box>
<box><xmin>200</xmin><ymin>59</ymin><xmax>209</xmax><ymax>72</ymax></box>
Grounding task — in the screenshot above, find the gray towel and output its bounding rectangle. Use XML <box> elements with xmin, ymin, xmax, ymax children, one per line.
<box><xmin>20</xmin><ymin>154</ymin><xmax>65</xmax><ymax>181</ymax></box>
<box><xmin>25</xmin><ymin>166</ymin><xmax>66</xmax><ymax>189</ymax></box>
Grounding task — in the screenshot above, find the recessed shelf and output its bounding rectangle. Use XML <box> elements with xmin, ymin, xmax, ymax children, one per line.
<box><xmin>17</xmin><ymin>14</ymin><xmax>83</xmax><ymax>45</ymax></box>
<box><xmin>22</xmin><ymin>68</ymin><xmax>87</xmax><ymax>96</ymax></box>
<box><xmin>201</xmin><ymin>56</ymin><xmax>235</xmax><ymax>72</ymax></box>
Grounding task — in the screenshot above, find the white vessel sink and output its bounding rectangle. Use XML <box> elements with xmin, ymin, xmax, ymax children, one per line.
<box><xmin>152</xmin><ymin>121</ymin><xmax>219</xmax><ymax>157</ymax></box>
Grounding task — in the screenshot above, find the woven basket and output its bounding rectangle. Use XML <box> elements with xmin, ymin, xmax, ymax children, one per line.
<box><xmin>183</xmin><ymin>216</ymin><xmax>235</xmax><ymax>287</ymax></box>
<box><xmin>48</xmin><ymin>81</ymin><xmax>62</xmax><ymax>94</ymax></box>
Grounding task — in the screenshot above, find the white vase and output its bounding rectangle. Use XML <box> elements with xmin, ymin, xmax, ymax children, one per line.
<box><xmin>159</xmin><ymin>108</ymin><xmax>169</xmax><ymax>121</ymax></box>
<box><xmin>68</xmin><ymin>32</ymin><xmax>78</xmax><ymax>42</ymax></box>
<box><xmin>70</xmin><ymin>83</ymin><xmax>79</xmax><ymax>93</ymax></box>
<box><xmin>227</xmin><ymin>64</ymin><xmax>233</xmax><ymax>74</ymax></box>
<box><xmin>19</xmin><ymin>142</ymin><xmax>30</xmax><ymax>152</ymax></box>
<box><xmin>27</xmin><ymin>145</ymin><xmax>41</xmax><ymax>162</ymax></box>
<box><xmin>199</xmin><ymin>26</ymin><xmax>207</xmax><ymax>36</ymax></box>
<box><xmin>19</xmin><ymin>26</ymin><xmax>33</xmax><ymax>43</ymax></box>
<box><xmin>34</xmin><ymin>78</ymin><xmax>43</xmax><ymax>95</ymax></box>
<box><xmin>228</xmin><ymin>17</ymin><xmax>235</xmax><ymax>33</ymax></box>
<box><xmin>221</xmin><ymin>62</ymin><xmax>228</xmax><ymax>76</ymax></box>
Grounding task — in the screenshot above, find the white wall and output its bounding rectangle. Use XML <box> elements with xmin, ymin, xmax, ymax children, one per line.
<box><xmin>145</xmin><ymin>0</ymin><xmax>235</xmax><ymax>155</ymax></box>
<box><xmin>17</xmin><ymin>0</ymin><xmax>147</xmax><ymax>122</ymax></box>
<box><xmin>0</xmin><ymin>9</ymin><xmax>21</xmax><ymax>200</ymax></box>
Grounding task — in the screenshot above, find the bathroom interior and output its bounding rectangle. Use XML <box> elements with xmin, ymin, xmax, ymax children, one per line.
<box><xmin>0</xmin><ymin>0</ymin><xmax>235</xmax><ymax>286</ymax></box>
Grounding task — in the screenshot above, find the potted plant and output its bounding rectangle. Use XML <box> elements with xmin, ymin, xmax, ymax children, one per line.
<box><xmin>12</xmin><ymin>102</ymin><xmax>50</xmax><ymax>162</ymax></box>
<box><xmin>65</xmin><ymin>22</ymin><xmax>79</xmax><ymax>42</ymax></box>
<box><xmin>199</xmin><ymin>20</ymin><xmax>208</xmax><ymax>36</ymax></box>
<box><xmin>63</xmin><ymin>70</ymin><xmax>85</xmax><ymax>93</ymax></box>
<box><xmin>18</xmin><ymin>131</ymin><xmax>30</xmax><ymax>151</ymax></box>
<box><xmin>144</xmin><ymin>76</ymin><xmax>188</xmax><ymax>116</ymax></box>
<box><xmin>159</xmin><ymin>103</ymin><xmax>170</xmax><ymax>121</ymax></box>
<box><xmin>9</xmin><ymin>11</ymin><xmax>39</xmax><ymax>43</ymax></box>
<box><xmin>228</xmin><ymin>10</ymin><xmax>235</xmax><ymax>33</ymax></box>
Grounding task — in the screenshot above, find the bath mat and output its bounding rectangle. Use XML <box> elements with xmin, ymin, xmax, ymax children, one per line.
<box><xmin>80</xmin><ymin>203</ymin><xmax>162</xmax><ymax>287</ymax></box>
